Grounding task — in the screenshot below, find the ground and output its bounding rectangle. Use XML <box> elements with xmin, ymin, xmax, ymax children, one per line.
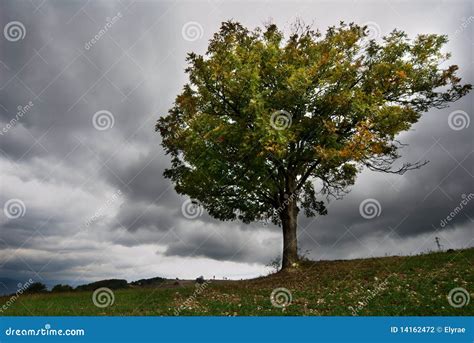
<box><xmin>1</xmin><ymin>248</ymin><xmax>472</xmax><ymax>316</ymax></box>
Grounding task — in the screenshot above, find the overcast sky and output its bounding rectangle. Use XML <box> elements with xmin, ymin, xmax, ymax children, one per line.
<box><xmin>0</xmin><ymin>0</ymin><xmax>472</xmax><ymax>288</ymax></box>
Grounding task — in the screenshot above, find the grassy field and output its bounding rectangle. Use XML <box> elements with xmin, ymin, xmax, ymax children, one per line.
<box><xmin>1</xmin><ymin>248</ymin><xmax>472</xmax><ymax>316</ymax></box>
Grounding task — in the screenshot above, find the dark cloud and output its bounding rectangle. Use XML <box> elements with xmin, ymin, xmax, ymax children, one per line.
<box><xmin>114</xmin><ymin>201</ymin><xmax>175</xmax><ymax>232</ymax></box>
<box><xmin>163</xmin><ymin>223</ymin><xmax>280</xmax><ymax>263</ymax></box>
<box><xmin>0</xmin><ymin>0</ymin><xmax>472</xmax><ymax>283</ymax></box>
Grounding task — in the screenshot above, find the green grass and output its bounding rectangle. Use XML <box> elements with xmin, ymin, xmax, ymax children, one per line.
<box><xmin>1</xmin><ymin>248</ymin><xmax>472</xmax><ymax>316</ymax></box>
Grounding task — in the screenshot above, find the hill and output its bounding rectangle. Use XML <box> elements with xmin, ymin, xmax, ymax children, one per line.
<box><xmin>0</xmin><ymin>248</ymin><xmax>472</xmax><ymax>316</ymax></box>
<box><xmin>75</xmin><ymin>279</ymin><xmax>128</xmax><ymax>291</ymax></box>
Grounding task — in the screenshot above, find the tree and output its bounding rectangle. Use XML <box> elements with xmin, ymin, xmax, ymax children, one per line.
<box><xmin>25</xmin><ymin>282</ymin><xmax>47</xmax><ymax>293</ymax></box>
<box><xmin>156</xmin><ymin>21</ymin><xmax>471</xmax><ymax>270</ymax></box>
<box><xmin>51</xmin><ymin>284</ymin><xmax>74</xmax><ymax>292</ymax></box>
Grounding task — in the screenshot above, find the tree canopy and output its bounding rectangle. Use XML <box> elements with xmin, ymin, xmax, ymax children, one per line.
<box><xmin>156</xmin><ymin>20</ymin><xmax>471</xmax><ymax>268</ymax></box>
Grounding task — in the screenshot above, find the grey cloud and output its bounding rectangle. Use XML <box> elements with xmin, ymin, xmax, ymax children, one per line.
<box><xmin>0</xmin><ymin>0</ymin><xmax>472</xmax><ymax>283</ymax></box>
<box><xmin>164</xmin><ymin>225</ymin><xmax>280</xmax><ymax>264</ymax></box>
<box><xmin>114</xmin><ymin>201</ymin><xmax>175</xmax><ymax>232</ymax></box>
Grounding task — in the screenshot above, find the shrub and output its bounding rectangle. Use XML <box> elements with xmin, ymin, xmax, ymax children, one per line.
<box><xmin>51</xmin><ymin>284</ymin><xmax>74</xmax><ymax>292</ymax></box>
<box><xmin>25</xmin><ymin>282</ymin><xmax>47</xmax><ymax>293</ymax></box>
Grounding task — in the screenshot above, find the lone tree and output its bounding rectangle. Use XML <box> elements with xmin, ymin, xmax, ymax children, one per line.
<box><xmin>156</xmin><ymin>21</ymin><xmax>471</xmax><ymax>270</ymax></box>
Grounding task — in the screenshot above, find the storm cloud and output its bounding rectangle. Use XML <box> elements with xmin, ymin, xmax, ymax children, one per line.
<box><xmin>0</xmin><ymin>0</ymin><xmax>472</xmax><ymax>286</ymax></box>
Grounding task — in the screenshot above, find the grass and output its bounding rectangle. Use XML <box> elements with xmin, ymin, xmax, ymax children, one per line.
<box><xmin>1</xmin><ymin>248</ymin><xmax>472</xmax><ymax>316</ymax></box>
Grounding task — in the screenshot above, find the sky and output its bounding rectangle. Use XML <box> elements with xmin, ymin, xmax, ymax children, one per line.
<box><xmin>0</xmin><ymin>0</ymin><xmax>472</xmax><ymax>288</ymax></box>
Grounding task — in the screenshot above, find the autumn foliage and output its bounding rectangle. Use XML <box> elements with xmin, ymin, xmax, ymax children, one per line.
<box><xmin>157</xmin><ymin>21</ymin><xmax>471</xmax><ymax>269</ymax></box>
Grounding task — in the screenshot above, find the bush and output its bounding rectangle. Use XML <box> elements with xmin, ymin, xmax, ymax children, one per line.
<box><xmin>25</xmin><ymin>282</ymin><xmax>47</xmax><ymax>293</ymax></box>
<box><xmin>51</xmin><ymin>284</ymin><xmax>74</xmax><ymax>292</ymax></box>
<box><xmin>130</xmin><ymin>277</ymin><xmax>166</xmax><ymax>287</ymax></box>
<box><xmin>195</xmin><ymin>276</ymin><xmax>205</xmax><ymax>284</ymax></box>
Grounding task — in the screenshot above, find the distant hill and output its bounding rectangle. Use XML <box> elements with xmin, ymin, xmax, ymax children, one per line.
<box><xmin>130</xmin><ymin>276</ymin><xmax>167</xmax><ymax>287</ymax></box>
<box><xmin>75</xmin><ymin>279</ymin><xmax>128</xmax><ymax>291</ymax></box>
<box><xmin>0</xmin><ymin>278</ymin><xmax>22</xmax><ymax>296</ymax></box>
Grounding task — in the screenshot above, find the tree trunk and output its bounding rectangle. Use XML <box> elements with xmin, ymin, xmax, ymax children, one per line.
<box><xmin>280</xmin><ymin>196</ymin><xmax>298</xmax><ymax>270</ymax></box>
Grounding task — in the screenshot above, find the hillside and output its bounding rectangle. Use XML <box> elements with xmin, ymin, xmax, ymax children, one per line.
<box><xmin>1</xmin><ymin>248</ymin><xmax>472</xmax><ymax>316</ymax></box>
